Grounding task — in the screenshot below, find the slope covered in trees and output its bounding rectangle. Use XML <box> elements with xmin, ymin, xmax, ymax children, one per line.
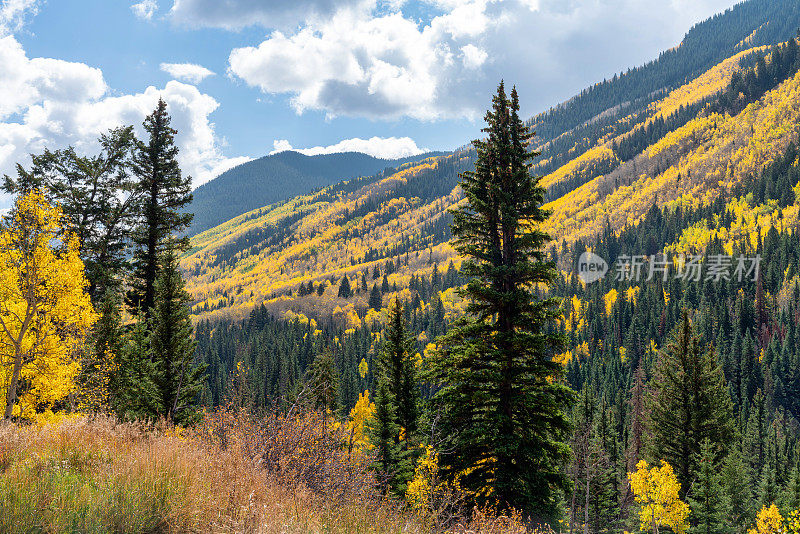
<box><xmin>188</xmin><ymin>150</ymin><xmax>444</xmax><ymax>235</ymax></box>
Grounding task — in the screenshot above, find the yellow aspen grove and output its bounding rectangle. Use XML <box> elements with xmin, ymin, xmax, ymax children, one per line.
<box><xmin>628</xmin><ymin>460</ymin><xmax>690</xmax><ymax>534</ymax></box>
<box><xmin>0</xmin><ymin>191</ymin><xmax>97</xmax><ymax>421</ymax></box>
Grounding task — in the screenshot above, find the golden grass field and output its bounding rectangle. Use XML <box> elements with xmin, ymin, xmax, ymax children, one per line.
<box><xmin>0</xmin><ymin>412</ymin><xmax>544</xmax><ymax>534</ymax></box>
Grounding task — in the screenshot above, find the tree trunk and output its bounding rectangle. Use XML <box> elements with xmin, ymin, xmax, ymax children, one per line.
<box><xmin>4</xmin><ymin>347</ymin><xmax>24</xmax><ymax>420</ymax></box>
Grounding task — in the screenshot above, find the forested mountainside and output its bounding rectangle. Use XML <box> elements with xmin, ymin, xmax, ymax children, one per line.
<box><xmin>181</xmin><ymin>7</ymin><xmax>800</xmax><ymax>525</ymax></box>
<box><xmin>184</xmin><ymin>33</ymin><xmax>800</xmax><ymax>328</ymax></box>
<box><xmin>188</xmin><ymin>150</ymin><xmax>444</xmax><ymax>235</ymax></box>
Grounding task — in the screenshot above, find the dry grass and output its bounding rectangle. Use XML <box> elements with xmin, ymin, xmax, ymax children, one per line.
<box><xmin>0</xmin><ymin>411</ymin><xmax>547</xmax><ymax>534</ymax></box>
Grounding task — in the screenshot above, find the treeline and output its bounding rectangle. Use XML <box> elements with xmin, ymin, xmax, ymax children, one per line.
<box><xmin>187</xmin><ymin>151</ymin><xmax>444</xmax><ymax>236</ymax></box>
<box><xmin>532</xmin><ymin>1</ymin><xmax>800</xmax><ymax>194</ymax></box>
<box><xmin>717</xmin><ymin>37</ymin><xmax>800</xmax><ymax>115</ymax></box>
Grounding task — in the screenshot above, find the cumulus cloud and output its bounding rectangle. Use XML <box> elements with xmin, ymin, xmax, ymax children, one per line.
<box><xmin>131</xmin><ymin>0</ymin><xmax>157</xmax><ymax>20</ymax></box>
<box><xmin>169</xmin><ymin>0</ymin><xmax>366</xmax><ymax>30</ymax></box>
<box><xmin>225</xmin><ymin>0</ymin><xmax>738</xmax><ymax>121</ymax></box>
<box><xmin>270</xmin><ymin>136</ymin><xmax>427</xmax><ymax>159</ymax></box>
<box><xmin>0</xmin><ymin>35</ymin><xmax>245</xmax><ymax>209</ymax></box>
<box><xmin>160</xmin><ymin>62</ymin><xmax>215</xmax><ymax>84</ymax></box>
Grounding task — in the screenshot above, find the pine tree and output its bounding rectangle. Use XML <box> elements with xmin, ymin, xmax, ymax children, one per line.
<box><xmin>369</xmin><ymin>370</ymin><xmax>402</xmax><ymax>494</ymax></box>
<box><xmin>127</xmin><ymin>99</ymin><xmax>193</xmax><ymax>316</ymax></box>
<box><xmin>427</xmin><ymin>82</ymin><xmax>573</xmax><ymax>520</ymax></box>
<box><xmin>305</xmin><ymin>349</ymin><xmax>339</xmax><ymax>415</ymax></box>
<box><xmin>688</xmin><ymin>439</ymin><xmax>730</xmax><ymax>534</ymax></box>
<box><xmin>112</xmin><ymin>313</ymin><xmax>162</xmax><ymax>420</ymax></box>
<box><xmin>369</xmin><ymin>283</ymin><xmax>383</xmax><ymax>310</ymax></box>
<box><xmin>338</xmin><ymin>276</ymin><xmax>352</xmax><ymax>298</ymax></box>
<box><xmin>647</xmin><ymin>309</ymin><xmax>735</xmax><ymax>495</ymax></box>
<box><xmin>382</xmin><ymin>298</ymin><xmax>419</xmax><ymax>441</ymax></box>
<box><xmin>369</xmin><ymin>298</ymin><xmax>419</xmax><ymax>496</ymax></box>
<box><xmin>150</xmin><ymin>251</ymin><xmax>206</xmax><ymax>424</ymax></box>
<box><xmin>381</xmin><ymin>274</ymin><xmax>390</xmax><ymax>294</ymax></box>
<box><xmin>721</xmin><ymin>447</ymin><xmax>753</xmax><ymax>534</ymax></box>
<box><xmin>786</xmin><ymin>461</ymin><xmax>800</xmax><ymax>511</ymax></box>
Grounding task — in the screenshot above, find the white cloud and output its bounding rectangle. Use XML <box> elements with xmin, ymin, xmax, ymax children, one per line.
<box><xmin>270</xmin><ymin>136</ymin><xmax>427</xmax><ymax>159</ymax></box>
<box><xmin>271</xmin><ymin>139</ymin><xmax>293</xmax><ymax>153</ymax></box>
<box><xmin>461</xmin><ymin>44</ymin><xmax>487</xmax><ymax>69</ymax></box>
<box><xmin>225</xmin><ymin>0</ymin><xmax>738</xmax><ymax>121</ymax></box>
<box><xmin>131</xmin><ymin>0</ymin><xmax>158</xmax><ymax>20</ymax></box>
<box><xmin>0</xmin><ymin>35</ymin><xmax>245</xmax><ymax>208</ymax></box>
<box><xmin>169</xmin><ymin>0</ymin><xmax>366</xmax><ymax>30</ymax></box>
<box><xmin>0</xmin><ymin>0</ymin><xmax>39</xmax><ymax>35</ymax></box>
<box><xmin>160</xmin><ymin>62</ymin><xmax>215</xmax><ymax>84</ymax></box>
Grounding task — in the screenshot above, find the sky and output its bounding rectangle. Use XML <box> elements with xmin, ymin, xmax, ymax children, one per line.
<box><xmin>0</xmin><ymin>0</ymin><xmax>742</xmax><ymax>209</ymax></box>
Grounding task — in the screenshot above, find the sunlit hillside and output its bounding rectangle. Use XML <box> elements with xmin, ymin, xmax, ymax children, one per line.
<box><xmin>182</xmin><ymin>40</ymin><xmax>800</xmax><ymax>326</ymax></box>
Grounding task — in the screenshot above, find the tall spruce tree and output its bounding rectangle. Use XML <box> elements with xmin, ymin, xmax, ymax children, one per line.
<box><xmin>646</xmin><ymin>309</ymin><xmax>735</xmax><ymax>496</ymax></box>
<box><xmin>369</xmin><ymin>298</ymin><xmax>420</xmax><ymax>495</ymax></box>
<box><xmin>369</xmin><ymin>284</ymin><xmax>383</xmax><ymax>310</ymax></box>
<box><xmin>127</xmin><ymin>99</ymin><xmax>193</xmax><ymax>316</ymax></box>
<box><xmin>370</xmin><ymin>370</ymin><xmax>402</xmax><ymax>494</ymax></box>
<box><xmin>427</xmin><ymin>82</ymin><xmax>573</xmax><ymax>520</ymax></box>
<box><xmin>382</xmin><ymin>298</ymin><xmax>419</xmax><ymax>441</ymax></box>
<box><xmin>305</xmin><ymin>348</ymin><xmax>340</xmax><ymax>415</ymax></box>
<box><xmin>150</xmin><ymin>251</ymin><xmax>206</xmax><ymax>424</ymax></box>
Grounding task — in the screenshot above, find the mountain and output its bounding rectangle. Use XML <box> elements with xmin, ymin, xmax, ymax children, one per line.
<box><xmin>182</xmin><ymin>0</ymin><xmax>800</xmax><ymax>327</ymax></box>
<box><xmin>188</xmin><ymin>150</ymin><xmax>444</xmax><ymax>235</ymax></box>
<box><xmin>182</xmin><ymin>3</ymin><xmax>800</xmax><ymax>519</ymax></box>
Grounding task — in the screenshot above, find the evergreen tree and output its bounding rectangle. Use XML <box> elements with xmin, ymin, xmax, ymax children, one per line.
<box><xmin>369</xmin><ymin>298</ymin><xmax>420</xmax><ymax>495</ymax></box>
<box><xmin>647</xmin><ymin>309</ymin><xmax>735</xmax><ymax>495</ymax></box>
<box><xmin>382</xmin><ymin>298</ymin><xmax>419</xmax><ymax>441</ymax></box>
<box><xmin>338</xmin><ymin>276</ymin><xmax>352</xmax><ymax>298</ymax></box>
<box><xmin>721</xmin><ymin>448</ymin><xmax>753</xmax><ymax>534</ymax></box>
<box><xmin>305</xmin><ymin>348</ymin><xmax>339</xmax><ymax>415</ymax></box>
<box><xmin>127</xmin><ymin>99</ymin><xmax>193</xmax><ymax>316</ymax></box>
<box><xmin>786</xmin><ymin>461</ymin><xmax>800</xmax><ymax>511</ymax></box>
<box><xmin>112</xmin><ymin>313</ymin><xmax>162</xmax><ymax>420</ymax></box>
<box><xmin>427</xmin><ymin>82</ymin><xmax>573</xmax><ymax>520</ymax></box>
<box><xmin>381</xmin><ymin>274</ymin><xmax>390</xmax><ymax>294</ymax></box>
<box><xmin>369</xmin><ymin>369</ymin><xmax>402</xmax><ymax>494</ymax></box>
<box><xmin>150</xmin><ymin>251</ymin><xmax>206</xmax><ymax>424</ymax></box>
<box><xmin>369</xmin><ymin>283</ymin><xmax>383</xmax><ymax>310</ymax></box>
<box><xmin>688</xmin><ymin>439</ymin><xmax>730</xmax><ymax>534</ymax></box>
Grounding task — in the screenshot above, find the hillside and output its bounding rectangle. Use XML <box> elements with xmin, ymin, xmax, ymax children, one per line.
<box><xmin>181</xmin><ymin>0</ymin><xmax>800</xmax><ymax>415</ymax></box>
<box><xmin>182</xmin><ymin>37</ymin><xmax>800</xmax><ymax>327</ymax></box>
<box><xmin>188</xmin><ymin>150</ymin><xmax>444</xmax><ymax>235</ymax></box>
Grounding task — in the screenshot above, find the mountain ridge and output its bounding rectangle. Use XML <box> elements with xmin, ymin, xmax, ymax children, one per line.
<box><xmin>188</xmin><ymin>150</ymin><xmax>446</xmax><ymax>235</ymax></box>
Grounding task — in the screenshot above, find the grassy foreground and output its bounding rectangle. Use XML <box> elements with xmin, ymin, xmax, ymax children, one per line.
<box><xmin>0</xmin><ymin>413</ymin><xmax>539</xmax><ymax>533</ymax></box>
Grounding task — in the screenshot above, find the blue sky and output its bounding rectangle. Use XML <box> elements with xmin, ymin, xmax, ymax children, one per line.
<box><xmin>0</xmin><ymin>0</ymin><xmax>740</xmax><ymax>209</ymax></box>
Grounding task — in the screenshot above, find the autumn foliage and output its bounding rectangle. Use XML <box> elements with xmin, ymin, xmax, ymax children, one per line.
<box><xmin>0</xmin><ymin>191</ymin><xmax>97</xmax><ymax>421</ymax></box>
<box><xmin>628</xmin><ymin>460</ymin><xmax>690</xmax><ymax>534</ymax></box>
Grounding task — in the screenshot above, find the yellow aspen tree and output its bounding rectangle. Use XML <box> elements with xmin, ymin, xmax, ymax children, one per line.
<box><xmin>0</xmin><ymin>191</ymin><xmax>97</xmax><ymax>420</ymax></box>
<box><xmin>748</xmin><ymin>504</ymin><xmax>785</xmax><ymax>534</ymax></box>
<box><xmin>345</xmin><ymin>389</ymin><xmax>375</xmax><ymax>457</ymax></box>
<box><xmin>628</xmin><ymin>460</ymin><xmax>690</xmax><ymax>534</ymax></box>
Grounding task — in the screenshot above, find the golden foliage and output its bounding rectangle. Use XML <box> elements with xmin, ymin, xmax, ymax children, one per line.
<box><xmin>628</xmin><ymin>460</ymin><xmax>690</xmax><ymax>534</ymax></box>
<box><xmin>345</xmin><ymin>389</ymin><xmax>375</xmax><ymax>455</ymax></box>
<box><xmin>748</xmin><ymin>504</ymin><xmax>784</xmax><ymax>534</ymax></box>
<box><xmin>0</xmin><ymin>191</ymin><xmax>97</xmax><ymax>420</ymax></box>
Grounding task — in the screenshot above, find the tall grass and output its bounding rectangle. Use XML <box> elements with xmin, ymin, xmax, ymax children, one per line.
<box><xmin>0</xmin><ymin>413</ymin><xmax>544</xmax><ymax>533</ymax></box>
